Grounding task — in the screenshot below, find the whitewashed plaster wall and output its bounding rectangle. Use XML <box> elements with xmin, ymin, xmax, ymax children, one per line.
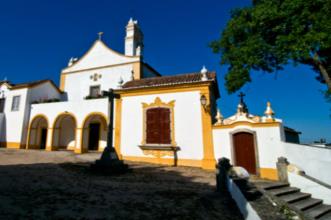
<box><xmin>120</xmin><ymin>91</ymin><xmax>204</xmax><ymax>160</ymax></box>
<box><xmin>64</xmin><ymin>64</ymin><xmax>134</xmax><ymax>101</ymax></box>
<box><xmin>212</xmin><ymin>125</ymin><xmax>285</xmax><ymax>169</ymax></box>
<box><xmin>1</xmin><ymin>87</ymin><xmax>29</xmax><ymax>143</ymax></box>
<box><xmin>62</xmin><ymin>40</ymin><xmax>140</xmax><ymax>73</ymax></box>
<box><xmin>30</xmin><ymin>98</ymin><xmax>109</xmax><ymax>129</ymax></box>
<box><xmin>284</xmin><ymin>143</ymin><xmax>331</xmax><ymax>184</ymax></box>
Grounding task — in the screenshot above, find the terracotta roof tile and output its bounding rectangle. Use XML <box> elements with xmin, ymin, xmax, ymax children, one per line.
<box><xmin>122</xmin><ymin>72</ymin><xmax>216</xmax><ymax>89</ymax></box>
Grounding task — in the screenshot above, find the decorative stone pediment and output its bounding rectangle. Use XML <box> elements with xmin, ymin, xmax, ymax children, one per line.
<box><xmin>62</xmin><ymin>40</ymin><xmax>140</xmax><ymax>73</ymax></box>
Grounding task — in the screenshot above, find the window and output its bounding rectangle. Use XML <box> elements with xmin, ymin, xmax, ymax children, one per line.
<box><xmin>11</xmin><ymin>96</ymin><xmax>20</xmax><ymax>111</ymax></box>
<box><xmin>146</xmin><ymin>108</ymin><xmax>171</xmax><ymax>144</ymax></box>
<box><xmin>89</xmin><ymin>85</ymin><xmax>100</xmax><ymax>97</ymax></box>
<box><xmin>0</xmin><ymin>98</ymin><xmax>5</xmax><ymax>113</ymax></box>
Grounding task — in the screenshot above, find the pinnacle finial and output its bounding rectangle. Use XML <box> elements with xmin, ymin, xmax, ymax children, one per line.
<box><xmin>98</xmin><ymin>32</ymin><xmax>104</xmax><ymax>40</ymax></box>
<box><xmin>215</xmin><ymin>108</ymin><xmax>224</xmax><ymax>124</ymax></box>
<box><xmin>264</xmin><ymin>101</ymin><xmax>275</xmax><ymax>119</ymax></box>
<box><xmin>201</xmin><ymin>66</ymin><xmax>208</xmax><ymax>81</ymax></box>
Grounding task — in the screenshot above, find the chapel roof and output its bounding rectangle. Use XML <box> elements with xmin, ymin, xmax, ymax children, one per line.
<box><xmin>0</xmin><ymin>79</ymin><xmax>62</xmax><ymax>93</ymax></box>
<box><xmin>122</xmin><ymin>72</ymin><xmax>217</xmax><ymax>89</ymax></box>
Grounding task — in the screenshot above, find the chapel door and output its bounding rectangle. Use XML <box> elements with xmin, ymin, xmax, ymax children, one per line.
<box><xmin>40</xmin><ymin>128</ymin><xmax>47</xmax><ymax>150</ymax></box>
<box><xmin>88</xmin><ymin>123</ymin><xmax>100</xmax><ymax>151</ymax></box>
<box><xmin>233</xmin><ymin>132</ymin><xmax>257</xmax><ymax>174</ymax></box>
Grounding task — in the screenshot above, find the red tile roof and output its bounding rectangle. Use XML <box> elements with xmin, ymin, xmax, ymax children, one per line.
<box><xmin>122</xmin><ymin>72</ymin><xmax>216</xmax><ymax>89</ymax></box>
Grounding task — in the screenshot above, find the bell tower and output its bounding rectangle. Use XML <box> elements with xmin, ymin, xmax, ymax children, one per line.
<box><xmin>125</xmin><ymin>18</ymin><xmax>144</xmax><ymax>57</ymax></box>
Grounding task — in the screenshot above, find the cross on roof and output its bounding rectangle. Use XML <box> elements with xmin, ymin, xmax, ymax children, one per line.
<box><xmin>238</xmin><ymin>92</ymin><xmax>245</xmax><ymax>104</ymax></box>
<box><xmin>98</xmin><ymin>32</ymin><xmax>104</xmax><ymax>40</ymax></box>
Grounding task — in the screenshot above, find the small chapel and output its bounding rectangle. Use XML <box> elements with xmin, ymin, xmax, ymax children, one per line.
<box><xmin>0</xmin><ymin>18</ymin><xmax>301</xmax><ymax>180</ymax></box>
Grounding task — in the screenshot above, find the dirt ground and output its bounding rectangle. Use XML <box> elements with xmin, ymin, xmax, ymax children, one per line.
<box><xmin>0</xmin><ymin>149</ymin><xmax>243</xmax><ymax>220</ymax></box>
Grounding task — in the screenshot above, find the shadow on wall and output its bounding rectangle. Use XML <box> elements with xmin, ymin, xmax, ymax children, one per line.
<box><xmin>0</xmin><ymin>115</ymin><xmax>6</xmax><ymax>148</ymax></box>
<box><xmin>0</xmin><ymin>162</ymin><xmax>243</xmax><ymax>219</ymax></box>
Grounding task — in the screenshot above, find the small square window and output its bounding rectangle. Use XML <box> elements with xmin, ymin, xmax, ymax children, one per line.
<box><xmin>11</xmin><ymin>95</ymin><xmax>20</xmax><ymax>111</ymax></box>
<box><xmin>89</xmin><ymin>85</ymin><xmax>100</xmax><ymax>98</ymax></box>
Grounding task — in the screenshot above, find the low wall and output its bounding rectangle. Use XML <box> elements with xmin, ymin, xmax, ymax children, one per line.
<box><xmin>227</xmin><ymin>177</ymin><xmax>261</xmax><ymax>220</ymax></box>
<box><xmin>288</xmin><ymin>172</ymin><xmax>331</xmax><ymax>205</ymax></box>
<box><xmin>283</xmin><ymin>142</ymin><xmax>331</xmax><ymax>184</ymax></box>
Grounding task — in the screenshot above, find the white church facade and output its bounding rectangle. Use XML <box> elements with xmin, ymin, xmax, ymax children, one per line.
<box><xmin>0</xmin><ymin>18</ymin><xmax>322</xmax><ymax>181</ymax></box>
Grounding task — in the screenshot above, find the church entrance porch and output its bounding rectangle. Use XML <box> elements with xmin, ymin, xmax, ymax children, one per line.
<box><xmin>27</xmin><ymin>115</ymin><xmax>49</xmax><ymax>150</ymax></box>
<box><xmin>88</xmin><ymin>123</ymin><xmax>100</xmax><ymax>151</ymax></box>
<box><xmin>81</xmin><ymin>113</ymin><xmax>107</xmax><ymax>152</ymax></box>
<box><xmin>232</xmin><ymin>131</ymin><xmax>257</xmax><ymax>174</ymax></box>
<box><xmin>52</xmin><ymin>113</ymin><xmax>77</xmax><ymax>151</ymax></box>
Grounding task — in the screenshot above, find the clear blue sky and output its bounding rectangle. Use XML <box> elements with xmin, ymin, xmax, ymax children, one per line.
<box><xmin>0</xmin><ymin>0</ymin><xmax>329</xmax><ymax>143</ymax></box>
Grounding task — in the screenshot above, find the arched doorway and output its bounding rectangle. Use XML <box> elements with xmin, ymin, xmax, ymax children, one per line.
<box><xmin>52</xmin><ymin>113</ymin><xmax>77</xmax><ymax>150</ymax></box>
<box><xmin>233</xmin><ymin>132</ymin><xmax>257</xmax><ymax>174</ymax></box>
<box><xmin>81</xmin><ymin>113</ymin><xmax>107</xmax><ymax>152</ymax></box>
<box><xmin>28</xmin><ymin>115</ymin><xmax>49</xmax><ymax>149</ymax></box>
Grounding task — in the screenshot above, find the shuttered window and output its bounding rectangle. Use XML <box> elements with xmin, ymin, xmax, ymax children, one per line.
<box><xmin>11</xmin><ymin>96</ymin><xmax>20</xmax><ymax>111</ymax></box>
<box><xmin>146</xmin><ymin>108</ymin><xmax>171</xmax><ymax>144</ymax></box>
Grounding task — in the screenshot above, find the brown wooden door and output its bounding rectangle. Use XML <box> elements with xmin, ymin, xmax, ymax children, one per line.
<box><xmin>88</xmin><ymin>123</ymin><xmax>100</xmax><ymax>150</ymax></box>
<box><xmin>146</xmin><ymin>108</ymin><xmax>171</xmax><ymax>144</ymax></box>
<box><xmin>233</xmin><ymin>132</ymin><xmax>257</xmax><ymax>174</ymax></box>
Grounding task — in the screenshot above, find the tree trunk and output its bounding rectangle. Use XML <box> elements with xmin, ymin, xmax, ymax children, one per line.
<box><xmin>317</xmin><ymin>62</ymin><xmax>331</xmax><ymax>91</ymax></box>
<box><xmin>314</xmin><ymin>53</ymin><xmax>331</xmax><ymax>91</ymax></box>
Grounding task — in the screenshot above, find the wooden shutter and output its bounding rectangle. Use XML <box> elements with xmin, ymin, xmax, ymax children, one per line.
<box><xmin>146</xmin><ymin>108</ymin><xmax>171</xmax><ymax>144</ymax></box>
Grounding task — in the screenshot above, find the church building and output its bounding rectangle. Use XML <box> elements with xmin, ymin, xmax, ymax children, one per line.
<box><xmin>0</xmin><ymin>19</ymin><xmax>296</xmax><ymax>180</ymax></box>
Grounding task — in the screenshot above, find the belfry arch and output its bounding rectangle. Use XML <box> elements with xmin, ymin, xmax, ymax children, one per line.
<box><xmin>52</xmin><ymin>113</ymin><xmax>77</xmax><ymax>150</ymax></box>
<box><xmin>27</xmin><ymin>115</ymin><xmax>49</xmax><ymax>149</ymax></box>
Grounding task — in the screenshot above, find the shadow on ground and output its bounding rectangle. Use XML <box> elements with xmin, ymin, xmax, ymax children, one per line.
<box><xmin>0</xmin><ymin>162</ymin><xmax>243</xmax><ymax>219</ymax></box>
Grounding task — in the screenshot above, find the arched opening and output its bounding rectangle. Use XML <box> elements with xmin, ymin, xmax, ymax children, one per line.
<box><xmin>52</xmin><ymin>113</ymin><xmax>77</xmax><ymax>150</ymax></box>
<box><xmin>233</xmin><ymin>132</ymin><xmax>257</xmax><ymax>174</ymax></box>
<box><xmin>81</xmin><ymin>113</ymin><xmax>107</xmax><ymax>152</ymax></box>
<box><xmin>28</xmin><ymin>115</ymin><xmax>49</xmax><ymax>149</ymax></box>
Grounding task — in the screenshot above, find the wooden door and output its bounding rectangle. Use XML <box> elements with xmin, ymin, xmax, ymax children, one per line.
<box><xmin>88</xmin><ymin>123</ymin><xmax>100</xmax><ymax>150</ymax></box>
<box><xmin>233</xmin><ymin>132</ymin><xmax>257</xmax><ymax>174</ymax></box>
<box><xmin>40</xmin><ymin>128</ymin><xmax>47</xmax><ymax>150</ymax></box>
<box><xmin>0</xmin><ymin>98</ymin><xmax>5</xmax><ymax>113</ymax></box>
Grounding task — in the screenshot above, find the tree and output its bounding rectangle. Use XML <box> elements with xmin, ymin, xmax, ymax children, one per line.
<box><xmin>210</xmin><ymin>0</ymin><xmax>331</xmax><ymax>95</ymax></box>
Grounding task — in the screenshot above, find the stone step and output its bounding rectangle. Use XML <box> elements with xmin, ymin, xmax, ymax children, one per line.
<box><xmin>260</xmin><ymin>182</ymin><xmax>290</xmax><ymax>190</ymax></box>
<box><xmin>268</xmin><ymin>186</ymin><xmax>300</xmax><ymax>196</ymax></box>
<box><xmin>291</xmin><ymin>198</ymin><xmax>323</xmax><ymax>211</ymax></box>
<box><xmin>305</xmin><ymin>204</ymin><xmax>331</xmax><ymax>219</ymax></box>
<box><xmin>318</xmin><ymin>211</ymin><xmax>331</xmax><ymax>220</ymax></box>
<box><xmin>278</xmin><ymin>192</ymin><xmax>311</xmax><ymax>203</ymax></box>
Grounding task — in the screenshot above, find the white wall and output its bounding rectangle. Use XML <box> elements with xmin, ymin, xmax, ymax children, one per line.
<box><xmin>288</xmin><ymin>172</ymin><xmax>331</xmax><ymax>205</ymax></box>
<box><xmin>64</xmin><ymin>64</ymin><xmax>134</xmax><ymax>101</ymax></box>
<box><xmin>62</xmin><ymin>40</ymin><xmax>140</xmax><ymax>73</ymax></box>
<box><xmin>30</xmin><ymin>98</ymin><xmax>108</xmax><ymax>129</ymax></box>
<box><xmin>120</xmin><ymin>91</ymin><xmax>204</xmax><ymax>160</ymax></box>
<box><xmin>213</xmin><ymin>125</ymin><xmax>285</xmax><ymax>169</ymax></box>
<box><xmin>30</xmin><ymin>82</ymin><xmax>61</xmax><ymax>102</ymax></box>
<box><xmin>284</xmin><ymin>143</ymin><xmax>331</xmax><ymax>184</ymax></box>
<box><xmin>0</xmin><ymin>87</ymin><xmax>29</xmax><ymax>144</ymax></box>
<box><xmin>142</xmin><ymin>65</ymin><xmax>159</xmax><ymax>78</ymax></box>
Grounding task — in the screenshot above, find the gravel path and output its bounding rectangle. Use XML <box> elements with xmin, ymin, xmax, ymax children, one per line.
<box><xmin>0</xmin><ymin>149</ymin><xmax>243</xmax><ymax>220</ymax></box>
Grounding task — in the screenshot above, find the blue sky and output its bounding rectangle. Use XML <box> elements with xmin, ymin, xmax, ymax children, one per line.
<box><xmin>0</xmin><ymin>0</ymin><xmax>329</xmax><ymax>143</ymax></box>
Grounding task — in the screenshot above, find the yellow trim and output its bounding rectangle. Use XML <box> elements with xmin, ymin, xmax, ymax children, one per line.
<box><xmin>260</xmin><ymin>168</ymin><xmax>278</xmax><ymax>180</ymax></box>
<box><xmin>26</xmin><ymin>114</ymin><xmax>49</xmax><ymax>149</ymax></box>
<box><xmin>52</xmin><ymin>112</ymin><xmax>78</xmax><ymax>150</ymax></box>
<box><xmin>123</xmin><ymin>156</ymin><xmax>202</xmax><ymax>167</ymax></box>
<box><xmin>60</xmin><ymin>74</ymin><xmax>66</xmax><ymax>91</ymax></box>
<box><xmin>80</xmin><ymin>112</ymin><xmax>108</xmax><ymax>153</ymax></box>
<box><xmin>114</xmin><ymin>99</ymin><xmax>123</xmax><ymax>159</ymax></box>
<box><xmin>200</xmin><ymin>88</ymin><xmax>216</xmax><ymax>170</ymax></box>
<box><xmin>117</xmin><ymin>82</ymin><xmax>213</xmax><ymax>97</ymax></box>
<box><xmin>213</xmin><ymin>121</ymin><xmax>281</xmax><ymax>129</ymax></box>
<box><xmin>141</xmin><ymin>97</ymin><xmax>176</xmax><ymax>146</ymax></box>
<box><xmin>1</xmin><ymin>142</ymin><xmax>23</xmax><ymax>149</ymax></box>
<box><xmin>81</xmin><ymin>112</ymin><xmax>108</xmax><ymax>129</ymax></box>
